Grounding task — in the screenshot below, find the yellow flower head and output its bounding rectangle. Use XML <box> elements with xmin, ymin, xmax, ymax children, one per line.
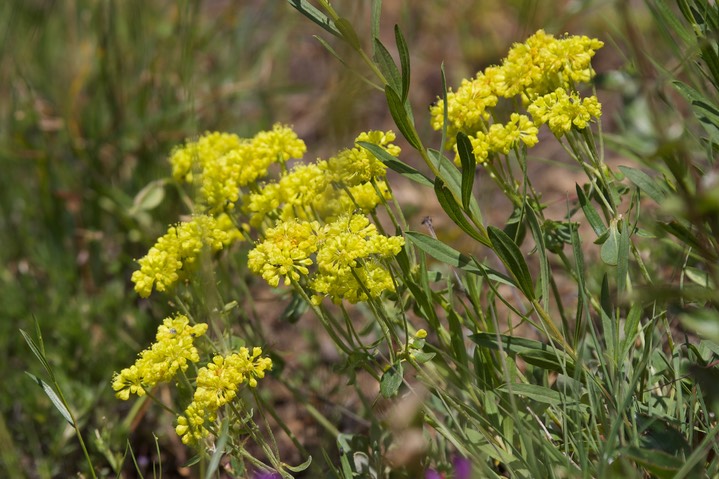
<box><xmin>112</xmin><ymin>315</ymin><xmax>208</xmax><ymax>400</ymax></box>
<box><xmin>247</xmin><ymin>219</ymin><xmax>319</xmax><ymax>287</ymax></box>
<box><xmin>175</xmin><ymin>348</ymin><xmax>272</xmax><ymax>445</ymax></box>
<box><xmin>430</xmin><ymin>73</ymin><xmax>499</xmax><ymax>148</ymax></box>
<box><xmin>310</xmin><ymin>214</ymin><xmax>404</xmax><ymax>304</ymax></box>
<box><xmin>327</xmin><ymin>130</ymin><xmax>398</xmax><ymax>186</ymax></box>
<box><xmin>131</xmin><ymin>215</ymin><xmax>239</xmax><ymax>297</ymax></box>
<box><xmin>431</xmin><ymin>29</ymin><xmax>603</xmax><ymax>150</ymax></box>
<box><xmin>168</xmin><ymin>125</ymin><xmax>306</xmax><ymax>213</ymax></box>
<box><xmin>527</xmin><ymin>88</ymin><xmax>602</xmax><ymax>136</ymax></box>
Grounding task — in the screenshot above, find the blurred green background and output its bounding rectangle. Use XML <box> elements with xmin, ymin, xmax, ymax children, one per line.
<box><xmin>0</xmin><ymin>0</ymin><xmax>648</xmax><ymax>476</ymax></box>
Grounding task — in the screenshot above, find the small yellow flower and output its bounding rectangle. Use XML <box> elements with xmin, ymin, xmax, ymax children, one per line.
<box><xmin>430</xmin><ymin>73</ymin><xmax>498</xmax><ymax>148</ymax></box>
<box><xmin>310</xmin><ymin>214</ymin><xmax>404</xmax><ymax>304</ymax></box>
<box><xmin>247</xmin><ymin>219</ymin><xmax>319</xmax><ymax>287</ymax></box>
<box><xmin>528</xmin><ymin>88</ymin><xmax>602</xmax><ymax>136</ymax></box>
<box><xmin>131</xmin><ymin>215</ymin><xmax>238</xmax><ymax>297</ymax></box>
<box><xmin>112</xmin><ymin>315</ymin><xmax>208</xmax><ymax>400</ymax></box>
<box><xmin>169</xmin><ymin>125</ymin><xmax>306</xmax><ymax>213</ymax></box>
<box><xmin>175</xmin><ymin>348</ymin><xmax>272</xmax><ymax>445</ymax></box>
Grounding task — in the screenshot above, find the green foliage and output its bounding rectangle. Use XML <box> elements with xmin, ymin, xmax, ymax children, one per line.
<box><xmin>8</xmin><ymin>0</ymin><xmax>719</xmax><ymax>477</ymax></box>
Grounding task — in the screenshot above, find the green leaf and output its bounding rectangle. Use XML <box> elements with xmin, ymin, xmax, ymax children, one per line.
<box><xmin>447</xmin><ymin>309</ymin><xmax>468</xmax><ymax>368</ymax></box>
<box><xmin>385</xmin><ymin>86</ymin><xmax>422</xmax><ymax>150</ymax></box>
<box><xmin>281</xmin><ymin>292</ymin><xmax>310</xmax><ymax>324</ymax></box>
<box><xmin>680</xmin><ymin>308</ymin><xmax>719</xmax><ymax>342</ymax></box>
<box><xmin>405</xmin><ymin>232</ymin><xmax>515</xmax><ymax>286</ymax></box>
<box><xmin>427</xmin><ymin>149</ymin><xmax>488</xmax><ymax>244</ymax></box>
<box><xmin>380</xmin><ymin>360</ymin><xmax>404</xmax><ymax>397</ymax></box>
<box><xmin>673</xmin><ymin>80</ymin><xmax>719</xmax><ymax>142</ymax></box>
<box><xmin>617</xmin><ymin>217</ymin><xmax>630</xmax><ymax>293</ymax></box>
<box><xmin>20</xmin><ymin>328</ymin><xmax>53</xmax><ymax>380</ymax></box>
<box><xmin>24</xmin><ymin>372</ymin><xmax>74</xmax><ymax>426</ymax></box>
<box><xmin>394</xmin><ymin>25</ymin><xmax>410</xmax><ymax>102</ymax></box>
<box><xmin>287</xmin><ymin>0</ymin><xmax>341</xmax><ymax>37</ymax></box>
<box><xmin>205</xmin><ymin>419</ymin><xmax>229</xmax><ymax>479</ymax></box>
<box><xmin>285</xmin><ymin>455</ymin><xmax>313</xmax><ymax>473</ymax></box>
<box><xmin>618</xmin><ymin>166</ymin><xmax>668</xmax><ymax>203</ymax></box>
<box><xmin>684</xmin><ymin>266</ymin><xmax>715</xmax><ymax>288</ymax></box>
<box><xmin>470</xmin><ymin>333</ymin><xmax>575</xmax><ymax>375</ymax></box>
<box><xmin>131</xmin><ymin>179</ymin><xmax>166</xmax><ymax>214</ymax></box>
<box><xmin>600</xmin><ymin>220</ymin><xmax>620</xmax><ymax>266</ymax></box>
<box><xmin>373</xmin><ymin>39</ymin><xmax>401</xmax><ymax>93</ymax></box>
<box><xmin>434</xmin><ymin>179</ymin><xmax>487</xmax><ymax>243</ymax></box>
<box><xmin>313</xmin><ymin>35</ymin><xmax>381</xmax><ymax>90</ymax></box>
<box><xmin>357</xmin><ymin>141</ymin><xmax>432</xmax><ymax>187</ymax></box>
<box><xmin>411</xmin><ymin>351</ymin><xmax>436</xmax><ymax>364</ymax></box>
<box><xmin>497</xmin><ymin>383</ymin><xmax>563</xmax><ymax>406</ymax></box>
<box><xmin>488</xmin><ymin>226</ymin><xmax>534</xmax><ymax>300</ymax></box>
<box><xmin>370</xmin><ymin>0</ymin><xmax>381</xmax><ymax>54</ymax></box>
<box><xmin>524</xmin><ymin>202</ymin><xmax>550</xmax><ymax>309</ymax></box>
<box><xmin>622</xmin><ymin>304</ymin><xmax>642</xmax><ymax>359</ymax></box>
<box><xmin>576</xmin><ymin>184</ymin><xmax>606</xmax><ymax>236</ymax></box>
<box><xmin>621</xmin><ymin>446</ymin><xmax>684</xmax><ymax>479</ymax></box>
<box><xmin>334</xmin><ymin>17</ymin><xmax>361</xmax><ymax>50</ymax></box>
<box><xmin>456</xmin><ymin>132</ymin><xmax>475</xmax><ymax>211</ymax></box>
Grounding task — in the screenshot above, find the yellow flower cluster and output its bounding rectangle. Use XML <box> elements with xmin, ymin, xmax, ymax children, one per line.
<box><xmin>247</xmin><ymin>219</ymin><xmax>319</xmax><ymax>287</ymax></box>
<box><xmin>175</xmin><ymin>348</ymin><xmax>272</xmax><ymax>444</ymax></box>
<box><xmin>169</xmin><ymin>124</ymin><xmax>306</xmax><ymax>213</ymax></box>
<box><xmin>311</xmin><ymin>214</ymin><xmax>404</xmax><ymax>304</ymax></box>
<box><xmin>245</xmin><ymin>130</ymin><xmax>398</xmax><ymax>227</ymax></box>
<box><xmin>112</xmin><ymin>315</ymin><xmax>208</xmax><ymax>400</ymax></box>
<box><xmin>527</xmin><ymin>88</ymin><xmax>602</xmax><ymax>136</ymax></box>
<box><xmin>469</xmin><ymin>113</ymin><xmax>539</xmax><ymax>163</ymax></box>
<box><xmin>248</xmin><ymin>213</ymin><xmax>404</xmax><ymax>304</ymax></box>
<box><xmin>131</xmin><ymin>214</ymin><xmax>240</xmax><ymax>297</ymax></box>
<box><xmin>430</xmin><ymin>30</ymin><xmax>603</xmax><ymax>157</ymax></box>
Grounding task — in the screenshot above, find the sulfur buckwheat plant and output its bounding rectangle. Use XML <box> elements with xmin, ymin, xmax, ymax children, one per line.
<box><xmin>111</xmin><ymin>1</ymin><xmax>719</xmax><ymax>477</ymax></box>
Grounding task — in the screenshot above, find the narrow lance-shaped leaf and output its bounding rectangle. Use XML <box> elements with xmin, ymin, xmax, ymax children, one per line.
<box><xmin>622</xmin><ymin>304</ymin><xmax>642</xmax><ymax>359</ymax></box>
<box><xmin>385</xmin><ymin>86</ymin><xmax>422</xmax><ymax>150</ymax></box>
<box><xmin>405</xmin><ymin>231</ymin><xmax>516</xmax><ymax>287</ymax></box>
<box><xmin>447</xmin><ymin>309</ymin><xmax>468</xmax><ymax>368</ymax></box>
<box><xmin>434</xmin><ymin>178</ymin><xmax>488</xmax><ymax>244</ymax></box>
<box><xmin>488</xmin><ymin>226</ymin><xmax>534</xmax><ymax>300</ymax></box>
<box><xmin>617</xmin><ymin>216</ymin><xmax>630</xmax><ymax>294</ymax></box>
<box><xmin>524</xmin><ymin>202</ymin><xmax>550</xmax><ymax>309</ymax></box>
<box><xmin>673</xmin><ymin>80</ymin><xmax>719</xmax><ymax>143</ymax></box>
<box><xmin>370</xmin><ymin>0</ymin><xmax>381</xmax><ymax>54</ymax></box>
<box><xmin>576</xmin><ymin>183</ymin><xmax>606</xmax><ymax>236</ymax></box>
<box><xmin>287</xmin><ymin>0</ymin><xmax>341</xmax><ymax>37</ymax></box>
<box><xmin>470</xmin><ymin>333</ymin><xmax>575</xmax><ymax>375</ymax></box>
<box><xmin>25</xmin><ymin>372</ymin><xmax>74</xmax><ymax>426</ymax></box>
<box><xmin>373</xmin><ymin>39</ymin><xmax>402</xmax><ymax>93</ymax></box>
<box><xmin>205</xmin><ymin>419</ymin><xmax>229</xmax><ymax>479</ymax></box>
<box><xmin>456</xmin><ymin>132</ymin><xmax>475</xmax><ymax>211</ymax></box>
<box><xmin>618</xmin><ymin>166</ymin><xmax>668</xmax><ymax>203</ymax></box>
<box><xmin>334</xmin><ymin>17</ymin><xmax>361</xmax><ymax>50</ymax></box>
<box><xmin>427</xmin><ymin>149</ymin><xmax>487</xmax><ymax>243</ymax></box>
<box><xmin>357</xmin><ymin>141</ymin><xmax>432</xmax><ymax>187</ymax></box>
<box><xmin>394</xmin><ymin>24</ymin><xmax>410</xmax><ymax>102</ymax></box>
<box><xmin>497</xmin><ymin>383</ymin><xmax>565</xmax><ymax>406</ymax></box>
